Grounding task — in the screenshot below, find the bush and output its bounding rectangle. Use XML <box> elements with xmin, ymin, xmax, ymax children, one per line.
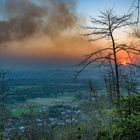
<box><xmin>95</xmin><ymin>95</ymin><xmax>140</xmax><ymax>140</ymax></box>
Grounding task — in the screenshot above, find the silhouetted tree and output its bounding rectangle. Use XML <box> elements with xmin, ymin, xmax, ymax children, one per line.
<box><xmin>76</xmin><ymin>9</ymin><xmax>140</xmax><ymax>107</ymax></box>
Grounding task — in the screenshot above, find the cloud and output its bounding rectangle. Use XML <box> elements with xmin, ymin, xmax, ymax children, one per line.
<box><xmin>0</xmin><ymin>0</ymin><xmax>102</xmax><ymax>63</ymax></box>
<box><xmin>0</xmin><ymin>0</ymin><xmax>77</xmax><ymax>43</ymax></box>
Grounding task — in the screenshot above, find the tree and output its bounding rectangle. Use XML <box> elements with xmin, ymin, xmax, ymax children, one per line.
<box><xmin>122</xmin><ymin>67</ymin><xmax>139</xmax><ymax>96</ymax></box>
<box><xmin>76</xmin><ymin>9</ymin><xmax>140</xmax><ymax>106</ymax></box>
<box><xmin>104</xmin><ymin>66</ymin><xmax>116</xmax><ymax>106</ymax></box>
<box><xmin>0</xmin><ymin>70</ymin><xmax>9</xmax><ymax>133</ymax></box>
<box><xmin>21</xmin><ymin>103</ymin><xmax>38</xmax><ymax>140</ymax></box>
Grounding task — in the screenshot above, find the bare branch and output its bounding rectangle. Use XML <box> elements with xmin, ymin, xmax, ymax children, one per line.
<box><xmin>116</xmin><ymin>44</ymin><xmax>140</xmax><ymax>55</ymax></box>
<box><xmin>88</xmin><ymin>35</ymin><xmax>109</xmax><ymax>42</ymax></box>
<box><xmin>79</xmin><ymin>48</ymin><xmax>113</xmax><ymax>65</ymax></box>
<box><xmin>76</xmin><ymin>56</ymin><xmax>114</xmax><ymax>79</ymax></box>
<box><xmin>78</xmin><ymin>8</ymin><xmax>139</xmax><ymax>104</ymax></box>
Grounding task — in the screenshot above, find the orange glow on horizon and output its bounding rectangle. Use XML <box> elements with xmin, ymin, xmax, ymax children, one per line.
<box><xmin>1</xmin><ymin>33</ymin><xmax>139</xmax><ymax>64</ymax></box>
<box><xmin>121</xmin><ymin>60</ymin><xmax>127</xmax><ymax>66</ymax></box>
<box><xmin>117</xmin><ymin>50</ymin><xmax>133</xmax><ymax>66</ymax></box>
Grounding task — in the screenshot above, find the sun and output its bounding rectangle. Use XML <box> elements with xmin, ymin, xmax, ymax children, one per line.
<box><xmin>122</xmin><ymin>61</ymin><xmax>127</xmax><ymax>66</ymax></box>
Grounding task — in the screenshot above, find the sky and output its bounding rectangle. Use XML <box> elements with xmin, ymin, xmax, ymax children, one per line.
<box><xmin>0</xmin><ymin>0</ymin><xmax>134</xmax><ymax>14</ymax></box>
<box><xmin>0</xmin><ymin>0</ymin><xmax>138</xmax><ymax>65</ymax></box>
<box><xmin>0</xmin><ymin>0</ymin><xmax>136</xmax><ymax>24</ymax></box>
<box><xmin>78</xmin><ymin>0</ymin><xmax>133</xmax><ymax>15</ymax></box>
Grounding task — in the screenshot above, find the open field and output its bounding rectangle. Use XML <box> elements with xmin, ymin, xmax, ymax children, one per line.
<box><xmin>27</xmin><ymin>96</ymin><xmax>77</xmax><ymax>107</ymax></box>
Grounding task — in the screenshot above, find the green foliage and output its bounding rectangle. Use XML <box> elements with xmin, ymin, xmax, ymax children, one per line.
<box><xmin>119</xmin><ymin>95</ymin><xmax>140</xmax><ymax>115</ymax></box>
<box><xmin>2</xmin><ymin>93</ymin><xmax>140</xmax><ymax>140</ymax></box>
<box><xmin>95</xmin><ymin>95</ymin><xmax>140</xmax><ymax>140</ymax></box>
<box><xmin>0</xmin><ymin>132</ymin><xmax>3</xmax><ymax>140</ymax></box>
<box><xmin>48</xmin><ymin>106</ymin><xmax>62</xmax><ymax>119</ymax></box>
<box><xmin>57</xmin><ymin>124</ymin><xmax>87</xmax><ymax>140</ymax></box>
<box><xmin>95</xmin><ymin>128</ymin><xmax>111</xmax><ymax>140</ymax></box>
<box><xmin>12</xmin><ymin>108</ymin><xmax>30</xmax><ymax>118</ymax></box>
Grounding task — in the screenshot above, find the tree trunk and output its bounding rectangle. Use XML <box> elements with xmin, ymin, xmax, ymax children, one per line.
<box><xmin>110</xmin><ymin>31</ymin><xmax>120</xmax><ymax>106</ymax></box>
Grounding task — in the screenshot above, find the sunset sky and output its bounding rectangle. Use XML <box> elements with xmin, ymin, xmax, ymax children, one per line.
<box><xmin>0</xmin><ymin>0</ymin><xmax>138</xmax><ymax>65</ymax></box>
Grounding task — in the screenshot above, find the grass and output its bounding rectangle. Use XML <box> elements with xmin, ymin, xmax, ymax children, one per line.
<box><xmin>12</xmin><ymin>107</ymin><xmax>30</xmax><ymax>117</ymax></box>
<box><xmin>27</xmin><ymin>96</ymin><xmax>78</xmax><ymax>107</ymax></box>
<box><xmin>11</xmin><ymin>96</ymin><xmax>78</xmax><ymax>117</ymax></box>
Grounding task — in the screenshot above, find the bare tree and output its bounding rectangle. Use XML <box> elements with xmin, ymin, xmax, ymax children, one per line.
<box><xmin>128</xmin><ymin>0</ymin><xmax>140</xmax><ymax>23</ymax></box>
<box><xmin>88</xmin><ymin>80</ymin><xmax>98</xmax><ymax>102</ymax></box>
<box><xmin>120</xmin><ymin>67</ymin><xmax>139</xmax><ymax>115</ymax></box>
<box><xmin>104</xmin><ymin>68</ymin><xmax>115</xmax><ymax>106</ymax></box>
<box><xmin>21</xmin><ymin>103</ymin><xmax>38</xmax><ymax>140</ymax></box>
<box><xmin>76</xmin><ymin>9</ymin><xmax>140</xmax><ymax>106</ymax></box>
<box><xmin>121</xmin><ymin>66</ymin><xmax>139</xmax><ymax>95</ymax></box>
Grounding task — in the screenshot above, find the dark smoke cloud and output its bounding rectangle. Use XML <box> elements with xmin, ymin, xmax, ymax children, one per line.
<box><xmin>0</xmin><ymin>0</ymin><xmax>77</xmax><ymax>43</ymax></box>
